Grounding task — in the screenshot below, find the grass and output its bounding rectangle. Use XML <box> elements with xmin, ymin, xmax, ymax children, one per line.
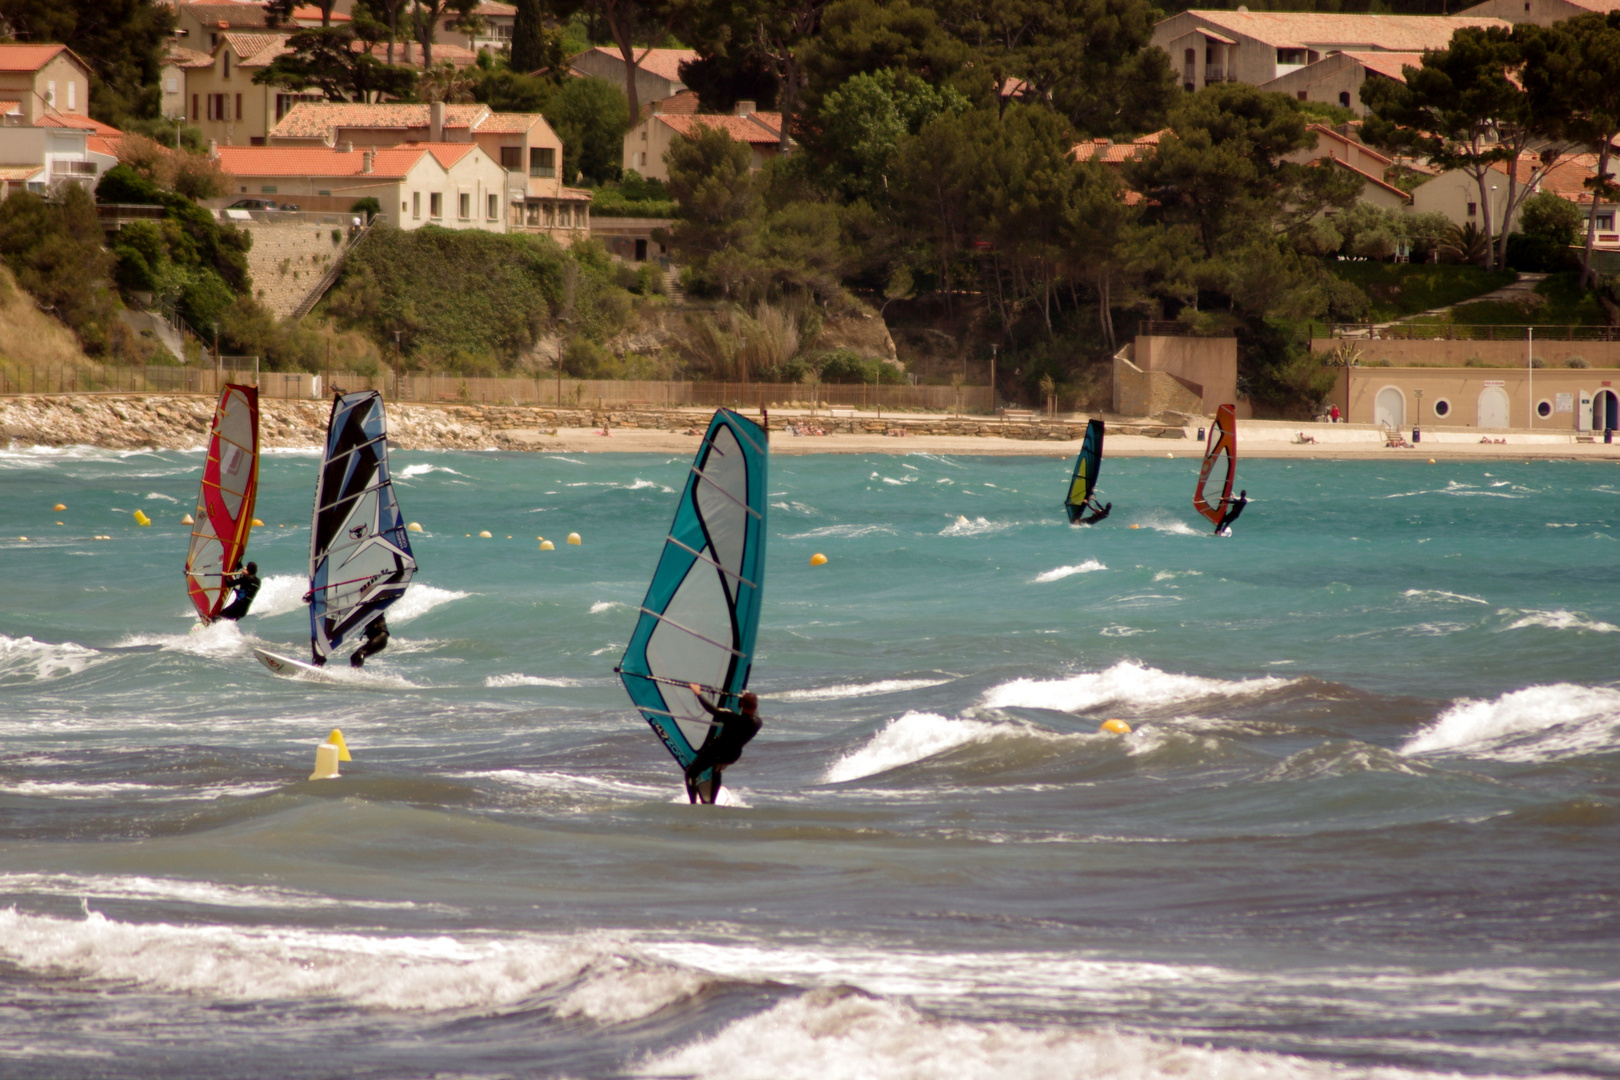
<box><xmin>1444</xmin><ymin>272</ymin><xmax>1609</xmax><ymax>327</ymax></box>
<box><xmin>1326</xmin><ymin>262</ymin><xmax>1517</xmax><ymax>322</ymax></box>
<box><xmin>0</xmin><ymin>264</ymin><xmax>94</xmax><ymax>370</ymax></box>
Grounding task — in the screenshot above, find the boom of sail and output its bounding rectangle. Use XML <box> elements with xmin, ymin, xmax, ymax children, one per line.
<box><xmin>618</xmin><ymin>409</ymin><xmax>768</xmax><ymax>771</ymax></box>
<box><xmin>1064</xmin><ymin>419</ymin><xmax>1105</xmax><ymax>524</ymax></box>
<box><xmin>1192</xmin><ymin>404</ymin><xmax>1238</xmax><ymax>528</ymax></box>
<box><xmin>308</xmin><ymin>391</ymin><xmax>416</xmax><ymax>661</ymax></box>
<box><xmin>185</xmin><ymin>384</ymin><xmax>259</xmax><ymax>623</ymax></box>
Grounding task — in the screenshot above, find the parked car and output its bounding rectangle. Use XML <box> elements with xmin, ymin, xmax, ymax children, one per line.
<box><xmin>227</xmin><ymin>198</ymin><xmax>299</xmax><ymax>211</ymax></box>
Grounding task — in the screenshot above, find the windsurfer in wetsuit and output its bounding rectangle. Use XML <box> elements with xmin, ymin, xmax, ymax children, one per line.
<box><xmin>216</xmin><ymin>561</ymin><xmax>261</xmax><ymax>621</ymax></box>
<box><xmin>350</xmin><ymin>614</ymin><xmax>389</xmax><ymax>668</ymax></box>
<box><xmin>1079</xmin><ymin>498</ymin><xmax>1111</xmax><ymax>525</ymax></box>
<box><xmin>1216</xmin><ymin>489</ymin><xmax>1248</xmax><ymax>534</ymax></box>
<box><xmin>684</xmin><ymin>683</ymin><xmax>762</xmax><ymax>804</ymax></box>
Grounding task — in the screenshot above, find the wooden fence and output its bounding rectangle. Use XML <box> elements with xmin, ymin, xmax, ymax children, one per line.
<box><xmin>0</xmin><ymin>365</ymin><xmax>995</xmax><ymax>413</ymax></box>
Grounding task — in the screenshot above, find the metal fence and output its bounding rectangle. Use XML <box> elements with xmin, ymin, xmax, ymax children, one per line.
<box><xmin>1</xmin><ymin>366</ymin><xmax>995</xmax><ymax>413</ymax></box>
<box><xmin>1329</xmin><ymin>323</ymin><xmax>1620</xmax><ymax>342</ymax></box>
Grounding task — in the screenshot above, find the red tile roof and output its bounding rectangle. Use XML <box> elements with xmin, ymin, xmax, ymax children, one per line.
<box><xmin>221</xmin><ymin>32</ymin><xmax>287</xmax><ymax>61</ymax></box>
<box><xmin>640</xmin><ymin>89</ymin><xmax>701</xmax><ymax>120</ymax></box>
<box><xmin>474</xmin><ymin>111</ymin><xmax>545</xmax><ymax>134</ymax></box>
<box><xmin>1070</xmin><ymin>131</ymin><xmax>1165</xmax><ymax>164</ymax></box>
<box><xmin>269</xmin><ymin>101</ymin><xmax>491</xmax><ymax>140</ymax></box>
<box><xmin>1495</xmin><ymin>152</ymin><xmax>1618</xmax><ymax>206</ymax></box>
<box><xmin>167</xmin><ymin>45</ymin><xmax>216</xmax><ymax>69</ymax></box>
<box><xmin>400</xmin><ymin>141</ymin><xmax>478</xmax><ymax>168</ymax></box>
<box><xmin>1307</xmin><ymin>123</ymin><xmax>1393</xmax><ymax>166</ymax></box>
<box><xmin>655</xmin><ymin>113</ymin><xmax>783</xmax><ymax>146</ymax></box>
<box><xmin>1168</xmin><ymin>11</ymin><xmax>1511</xmax><ymax>51</ymax></box>
<box><xmin>35</xmin><ymin>113</ymin><xmax>123</xmax><ymax>137</ymax></box>
<box><xmin>1318</xmin><ymin>156</ymin><xmax>1412</xmax><ymax>203</ymax></box>
<box><xmin>578</xmin><ymin>46</ymin><xmax>697</xmax><ymax>84</ymax></box>
<box><xmin>215</xmin><ymin>143</ymin><xmax>440</xmax><ymax>179</ymax></box>
<box><xmin>179</xmin><ymin>3</ymin><xmax>350</xmax><ymax>28</ymax></box>
<box><xmin>0</xmin><ymin>44</ymin><xmax>72</xmax><ymax>73</ymax></box>
<box><xmin>1337</xmin><ymin>50</ymin><xmax>1424</xmax><ymax>83</ymax></box>
<box><xmin>355</xmin><ymin>41</ymin><xmax>479</xmax><ymax>69</ymax></box>
<box><xmin>0</xmin><ymin>165</ymin><xmax>45</xmax><ymax>181</ymax></box>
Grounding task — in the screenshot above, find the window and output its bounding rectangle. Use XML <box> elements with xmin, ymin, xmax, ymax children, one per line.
<box><xmin>67</xmin><ymin>81</ymin><xmax>75</xmax><ymax>111</ymax></box>
<box><xmin>207</xmin><ymin>93</ymin><xmax>227</xmax><ymax>120</ymax></box>
<box><xmin>1433</xmin><ymin>399</ymin><xmax>1451</xmax><ymax>418</ymax></box>
<box><xmin>192</xmin><ymin>93</ymin><xmax>199</xmax><ymax>121</ymax></box>
<box><xmin>1339</xmin><ymin>91</ymin><xmax>1350</xmax><ymax>107</ymax></box>
<box><xmin>413</xmin><ymin>192</ymin><xmax>421</xmax><ymax>219</ymax></box>
<box><xmin>530</xmin><ymin>147</ymin><xmax>555</xmax><ymax>178</ymax></box>
<box><xmin>429</xmin><ymin>192</ymin><xmax>442</xmax><ymax>217</ymax></box>
<box><xmin>235</xmin><ymin>94</ymin><xmax>242</xmax><ymax>120</ymax></box>
<box><xmin>500</xmin><ymin>146</ymin><xmax>522</xmax><ymax>170</ymax></box>
<box><xmin>46</xmin><ymin>80</ymin><xmax>55</xmax><ymax>106</ymax></box>
<box><xmin>639</xmin><ymin>127</ymin><xmax>647</xmax><ymax>141</ymax></box>
<box><xmin>638</xmin><ymin>151</ymin><xmax>647</xmax><ymax>167</ymax></box>
<box><xmin>1277</xmin><ymin>48</ymin><xmax>1308</xmax><ymax>65</ymax></box>
<box><xmin>1466</xmin><ymin>201</ymin><xmax>1477</xmax><ymax>217</ymax></box>
<box><xmin>1598</xmin><ymin>214</ymin><xmax>1615</xmax><ymax>230</ymax></box>
<box><xmin>165</xmin><ymin>77</ymin><xmax>178</xmax><ymax>94</ymax></box>
<box><xmin>487</xmin><ymin>193</ymin><xmax>498</xmax><ymax>219</ymax></box>
<box><xmin>1298</xmin><ymin>91</ymin><xmax>1308</xmax><ymax>101</ymax></box>
<box><xmin>223</xmin><ymin>52</ymin><xmax>230</xmax><ymax>78</ymax></box>
<box><xmin>458</xmin><ymin>192</ymin><xmax>470</xmax><ymax>219</ymax></box>
<box><xmin>1537</xmin><ymin>399</ymin><xmax>1553</xmax><ymax>418</ymax></box>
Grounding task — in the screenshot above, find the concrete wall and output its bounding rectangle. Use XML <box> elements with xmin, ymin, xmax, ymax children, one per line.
<box><xmin>239</xmin><ymin>221</ymin><xmax>349</xmax><ymax>319</ymax></box>
<box><xmin>1315</xmin><ymin>337</ymin><xmax>1620</xmax><ymax>368</ymax></box>
<box><xmin>1114</xmin><ymin>344</ymin><xmax>1206</xmax><ymax>418</ymax></box>
<box><xmin>1134</xmin><ymin>334</ymin><xmax>1239</xmax><ymax>413</ymax></box>
<box><xmin>1327</xmin><ymin>364</ymin><xmax>1620</xmax><ymax>430</ymax></box>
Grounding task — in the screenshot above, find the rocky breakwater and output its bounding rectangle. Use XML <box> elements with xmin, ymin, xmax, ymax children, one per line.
<box><xmin>0</xmin><ymin>394</ymin><xmax>604</xmax><ymax>451</ymax></box>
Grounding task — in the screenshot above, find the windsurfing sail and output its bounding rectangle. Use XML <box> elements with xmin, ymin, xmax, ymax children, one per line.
<box><xmin>308</xmin><ymin>391</ymin><xmax>416</xmax><ymax>661</ymax></box>
<box><xmin>617</xmin><ymin>409</ymin><xmax>768</xmax><ymax>778</ymax></box>
<box><xmin>185</xmin><ymin>384</ymin><xmax>259</xmax><ymax>623</ymax></box>
<box><xmin>1192</xmin><ymin>404</ymin><xmax>1238</xmax><ymax>528</ymax></box>
<box><xmin>1064</xmin><ymin>419</ymin><xmax>1105</xmax><ymax>524</ymax></box>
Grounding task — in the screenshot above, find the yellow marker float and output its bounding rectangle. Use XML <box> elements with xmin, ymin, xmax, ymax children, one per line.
<box><xmin>181</xmin><ymin>513</ymin><xmax>195</xmax><ymax>525</ymax></box>
<box><xmin>478</xmin><ymin>530</ymin><xmax>492</xmax><ymax>538</ymax></box>
<box><xmin>53</xmin><ymin>503</ymin><xmax>66</xmax><ymax>511</ymax></box>
<box><xmin>133</xmin><ymin>510</ymin><xmax>151</xmax><ymax>526</ymax></box>
<box><xmin>540</xmin><ymin>539</ymin><xmax>555</xmax><ymax>551</ymax></box>
<box><xmin>407</xmin><ymin>522</ymin><xmax>423</xmax><ymax>533</ymax></box>
<box><xmin>1099</xmin><ymin>719</ymin><xmax>1132</xmax><ymax>735</ymax></box>
<box><xmin>251</xmin><ymin>518</ymin><xmax>264</xmax><ymax>527</ymax></box>
<box><xmin>326</xmin><ymin>728</ymin><xmax>352</xmax><ymax>761</ymax></box>
<box><xmin>567</xmin><ymin>532</ymin><xmax>581</xmax><ymax>545</ymax></box>
<box><xmin>810</xmin><ymin>553</ymin><xmax>828</xmax><ymax>566</ymax></box>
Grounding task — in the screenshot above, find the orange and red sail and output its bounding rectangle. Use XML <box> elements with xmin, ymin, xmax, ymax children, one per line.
<box><xmin>185</xmin><ymin>384</ymin><xmax>260</xmax><ymax>623</ymax></box>
<box><xmin>1192</xmin><ymin>404</ymin><xmax>1237</xmax><ymax>528</ymax></box>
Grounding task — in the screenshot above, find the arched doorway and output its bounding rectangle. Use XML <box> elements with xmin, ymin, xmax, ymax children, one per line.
<box><xmin>1477</xmin><ymin>386</ymin><xmax>1510</xmax><ymax>429</ymax></box>
<box><xmin>1595</xmin><ymin>389</ymin><xmax>1620</xmax><ymax>432</ymax></box>
<box><xmin>1375</xmin><ymin>386</ymin><xmax>1404</xmax><ymax>430</ymax></box>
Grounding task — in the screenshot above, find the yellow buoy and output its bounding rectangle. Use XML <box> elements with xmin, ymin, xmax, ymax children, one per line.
<box><xmin>1130</xmin><ymin>523</ymin><xmax>1140</xmax><ymax>529</ymax></box>
<box><xmin>1099</xmin><ymin>719</ymin><xmax>1132</xmax><ymax>735</ymax></box>
<box><xmin>56</xmin><ymin>521</ymin><xmax>63</xmax><ymax>526</ymax></box>
<box><xmin>810</xmin><ymin>553</ymin><xmax>828</xmax><ymax>566</ymax></box>
<box><xmin>540</xmin><ymin>539</ymin><xmax>555</xmax><ymax>551</ymax></box>
<box><xmin>407</xmin><ymin>522</ymin><xmax>423</xmax><ymax>533</ymax></box>
<box><xmin>181</xmin><ymin>513</ymin><xmax>195</xmax><ymax>525</ymax></box>
<box><xmin>1428</xmin><ymin>458</ymin><xmax>1436</xmax><ymax>464</ymax></box>
<box><xmin>506</xmin><ymin>535</ymin><xmax>512</xmax><ymax>539</ymax></box>
<box><xmin>567</xmin><ymin>532</ymin><xmax>581</xmax><ymax>545</ymax></box>
<box><xmin>478</xmin><ymin>530</ymin><xmax>492</xmax><ymax>538</ymax></box>
<box><xmin>1165</xmin><ymin>452</ymin><xmax>1173</xmax><ymax>459</ymax></box>
<box><xmin>251</xmin><ymin>518</ymin><xmax>264</xmax><ymax>527</ymax></box>
<box><xmin>326</xmin><ymin>728</ymin><xmax>352</xmax><ymax>762</ymax></box>
<box><xmin>18</xmin><ymin>536</ymin><xmax>27</xmax><ymax>541</ymax></box>
<box><xmin>309</xmin><ymin>741</ymin><xmax>341</xmax><ymax>781</ymax></box>
<box><xmin>133</xmin><ymin>510</ymin><xmax>151</xmax><ymax>527</ymax></box>
<box><xmin>53</xmin><ymin>503</ymin><xmax>65</xmax><ymax>511</ymax></box>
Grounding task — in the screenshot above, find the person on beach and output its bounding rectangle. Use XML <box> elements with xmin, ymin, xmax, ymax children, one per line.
<box><xmin>350</xmin><ymin>614</ymin><xmax>390</xmax><ymax>667</ymax></box>
<box><xmin>684</xmin><ymin>683</ymin><xmax>762</xmax><ymax>804</ymax></box>
<box><xmin>1216</xmin><ymin>490</ymin><xmax>1248</xmax><ymax>534</ymax></box>
<box><xmin>1079</xmin><ymin>498</ymin><xmax>1111</xmax><ymax>525</ymax></box>
<box><xmin>216</xmin><ymin>561</ymin><xmax>261</xmax><ymax>621</ymax></box>
<box><xmin>1330</xmin><ymin>404</ymin><xmax>1340</xmax><ymax>423</ymax></box>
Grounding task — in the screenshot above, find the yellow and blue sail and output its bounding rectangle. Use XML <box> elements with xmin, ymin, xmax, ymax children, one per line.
<box><xmin>618</xmin><ymin>409</ymin><xmax>768</xmax><ymax>769</ymax></box>
<box><xmin>308</xmin><ymin>391</ymin><xmax>416</xmax><ymax>660</ymax></box>
<box><xmin>1064</xmin><ymin>419</ymin><xmax>1104</xmax><ymax>524</ymax></box>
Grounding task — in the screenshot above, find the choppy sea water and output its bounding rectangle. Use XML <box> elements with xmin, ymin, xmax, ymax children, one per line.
<box><xmin>1</xmin><ymin>443</ymin><xmax>1617</xmax><ymax>1080</ymax></box>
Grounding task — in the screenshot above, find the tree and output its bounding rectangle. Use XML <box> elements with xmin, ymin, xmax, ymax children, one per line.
<box><xmin>0</xmin><ymin>0</ymin><xmax>175</xmax><ymax>125</ymax></box>
<box><xmin>663</xmin><ymin>123</ymin><xmax>763</xmax><ymax>289</ymax></box>
<box><xmin>1518</xmin><ymin>12</ymin><xmax>1620</xmax><ymax>286</ymax></box>
<box><xmin>684</xmin><ymin>0</ymin><xmax>831</xmax><ymax>153</ymax></box>
<box><xmin>267</xmin><ymin>0</ymin><xmax>340</xmax><ymax>27</ymax></box>
<box><xmin>0</xmin><ymin>185</ymin><xmax>119</xmax><ymax>355</ymax></box>
<box><xmin>355</xmin><ymin>0</ymin><xmax>410</xmax><ymax>64</ymax></box>
<box><xmin>543</xmin><ymin>76</ymin><xmax>630</xmax><ymax>184</ymax></box>
<box><xmin>254</xmin><ymin>26</ymin><xmax>417</xmax><ymax>103</ymax></box>
<box><xmin>797</xmin><ymin>0</ymin><xmax>970</xmax><ymax>121</ymax></box>
<box><xmin>410</xmin><ymin>0</ymin><xmax>479</xmax><ymax>68</ymax></box>
<box><xmin>1362</xmin><ymin>27</ymin><xmax>1566</xmax><ymax>271</ymax></box>
<box><xmin>511</xmin><ymin>0</ymin><xmax>570</xmax><ymax>75</ymax></box>
<box><xmin>811</xmin><ymin>67</ymin><xmax>969</xmax><ymax>202</ymax></box>
<box><xmin>581</xmin><ymin>0</ymin><xmax>687</xmax><ymax>122</ymax></box>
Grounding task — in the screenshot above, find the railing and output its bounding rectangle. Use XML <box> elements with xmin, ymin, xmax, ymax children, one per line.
<box><xmin>212</xmin><ymin>208</ymin><xmax>365</xmax><ymax>227</ymax></box>
<box><xmin>1</xmin><ymin>368</ymin><xmax>996</xmax><ymax>412</ymax></box>
<box><xmin>291</xmin><ymin>215</ymin><xmax>376</xmax><ymax>321</ymax></box>
<box><xmin>1329</xmin><ymin>323</ymin><xmax>1620</xmax><ymax>341</ymax></box>
<box><xmin>97</xmin><ymin>204</ymin><xmax>168</xmax><ymax>224</ymax></box>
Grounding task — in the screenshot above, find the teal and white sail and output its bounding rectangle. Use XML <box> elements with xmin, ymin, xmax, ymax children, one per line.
<box><xmin>1065</xmin><ymin>419</ymin><xmax>1104</xmax><ymax>524</ymax></box>
<box><xmin>618</xmin><ymin>409</ymin><xmax>768</xmax><ymax>770</ymax></box>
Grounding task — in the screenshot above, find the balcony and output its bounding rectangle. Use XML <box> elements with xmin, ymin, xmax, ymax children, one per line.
<box><xmin>1204</xmin><ymin>66</ymin><xmax>1224</xmax><ymax>82</ymax></box>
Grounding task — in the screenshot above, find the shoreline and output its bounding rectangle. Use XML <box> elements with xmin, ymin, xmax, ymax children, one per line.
<box><xmin>2</xmin><ymin>392</ymin><xmax>1617</xmax><ymax>462</ymax></box>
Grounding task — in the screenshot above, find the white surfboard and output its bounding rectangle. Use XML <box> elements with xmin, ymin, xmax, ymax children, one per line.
<box><xmin>253</xmin><ymin>647</ymin><xmax>345</xmax><ymax>681</ymax></box>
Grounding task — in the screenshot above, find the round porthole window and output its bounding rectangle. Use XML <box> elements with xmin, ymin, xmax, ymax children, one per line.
<box><xmin>1433</xmin><ymin>398</ymin><xmax>1451</xmax><ymax>418</ymax></box>
<box><xmin>1537</xmin><ymin>399</ymin><xmax>1553</xmax><ymax>418</ymax></box>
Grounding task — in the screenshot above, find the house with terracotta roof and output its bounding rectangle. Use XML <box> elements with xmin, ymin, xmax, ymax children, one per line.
<box><xmin>439</xmin><ymin>1</ymin><xmax>518</xmax><ymax>51</ymax></box>
<box><xmin>1151</xmin><ymin>11</ymin><xmax>1509</xmax><ymax>92</ymax></box>
<box><xmin>214</xmin><ymin>141</ymin><xmax>508</xmax><ymax>232</ymax></box>
<box><xmin>162</xmin><ymin>45</ymin><xmax>216</xmax><ymax>121</ymax></box>
<box><xmin>623</xmin><ymin>102</ymin><xmax>788</xmax><ymax>182</ymax></box>
<box><xmin>1280</xmin><ymin>124</ymin><xmax>1414</xmax><ymax>210</ymax></box>
<box><xmin>0</xmin><ymin>44</ymin><xmax>94</xmax><ymax>128</ymax></box>
<box><xmin>267</xmin><ymin>101</ymin><xmax>589</xmax><ymax>242</ymax></box>
<box><xmin>0</xmin><ymin>120</ymin><xmax>119</xmax><ymax>199</ymax></box>
<box><xmin>1412</xmin><ymin>152</ymin><xmax>1619</xmax><ymax>238</ymax></box>
<box><xmin>1457</xmin><ymin>0</ymin><xmax>1620</xmax><ymax>26</ymax></box>
<box><xmin>1070</xmin><ymin>130</ymin><xmax>1165</xmax><ymax>168</ymax></box>
<box><xmin>175</xmin><ymin>2</ymin><xmax>350</xmax><ymax>54</ymax></box>
<box><xmin>1260</xmin><ymin>51</ymin><xmax>1422</xmax><ymax>116</ymax></box>
<box><xmin>569</xmin><ymin>47</ymin><xmax>696</xmax><ymax>107</ymax></box>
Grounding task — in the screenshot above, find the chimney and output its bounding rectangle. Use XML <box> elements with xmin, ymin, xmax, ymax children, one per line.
<box><xmin>734</xmin><ymin>100</ymin><xmax>755</xmax><ymax>117</ymax></box>
<box><xmin>338</xmin><ymin>140</ymin><xmax>353</xmax><ymax>153</ymax></box>
<box><xmin>362</xmin><ymin>150</ymin><xmax>374</xmax><ymax>174</ymax></box>
<box><xmin>651</xmin><ymin>99</ymin><xmax>663</xmax><ymax>115</ymax></box>
<box><xmin>207</xmin><ymin>138</ymin><xmax>218</xmax><ymax>158</ymax></box>
<box><xmin>430</xmin><ymin>100</ymin><xmax>445</xmax><ymax>143</ymax></box>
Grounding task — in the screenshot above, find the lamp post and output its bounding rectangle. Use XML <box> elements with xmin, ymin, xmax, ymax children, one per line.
<box><xmin>393</xmin><ymin>330</ymin><xmax>402</xmax><ymax>400</ymax></box>
<box><xmin>990</xmin><ymin>343</ymin><xmax>998</xmax><ymax>413</ymax></box>
<box><xmin>1413</xmin><ymin>388</ymin><xmax>1422</xmax><ymax>444</ymax></box>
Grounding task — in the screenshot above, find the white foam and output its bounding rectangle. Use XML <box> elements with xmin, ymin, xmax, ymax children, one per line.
<box><xmin>398</xmin><ymin>463</ymin><xmax>466</xmax><ymax>478</ymax></box>
<box><xmin>770</xmin><ymin>678</ymin><xmax>952</xmax><ymax>703</ymax></box>
<box><xmin>982</xmin><ymin>660</ymin><xmax>1288</xmax><ymax>714</ymax></box>
<box><xmin>0</xmin><ymin>634</ymin><xmax>105</xmax><ymax>684</ymax></box>
<box><xmin>784</xmin><ymin>523</ymin><xmax>897</xmax><ymax>540</ymax></box>
<box><xmin>590</xmin><ymin>600</ymin><xmax>629</xmax><ymax>614</ymax></box>
<box><xmin>638</xmin><ymin>986</ymin><xmax>1449</xmax><ymax>1080</ymax></box>
<box><xmin>144</xmin><ymin>491</ymin><xmax>179</xmax><ymax>502</ymax></box>
<box><xmin>248</xmin><ymin>573</ymin><xmax>314</xmax><ymax>618</ymax></box>
<box><xmin>1152</xmin><ymin>570</ymin><xmax>1202</xmax><ymax>582</ymax></box>
<box><xmin>1501</xmin><ymin>609</ymin><xmax>1619</xmax><ymax>634</ymax></box>
<box><xmin>1032</xmin><ymin>560</ymin><xmax>1105</xmax><ymax>583</ymax></box>
<box><xmin>0</xmin><ymin>874</ymin><xmax>420</xmax><ymax>911</ymax></box>
<box><xmin>0</xmin><ymin>910</ymin><xmax>706</xmax><ymax>1019</ymax></box>
<box><xmin>1402</xmin><ymin>684</ymin><xmax>1620</xmax><ymax>762</ymax></box>
<box><xmin>939</xmin><ymin>515</ymin><xmax>1004</xmax><ymax>537</ymax></box>
<box><xmin>1132</xmin><ymin>515</ymin><xmax>1201</xmax><ymax>536</ymax></box>
<box><xmin>1403</xmin><ymin>589</ymin><xmax>1489</xmax><ymax>605</ymax></box>
<box><xmin>387</xmin><ymin>583</ymin><xmax>470</xmax><ymax>623</ymax></box>
<box><xmin>625</xmin><ymin>478</ymin><xmax>673</xmax><ymax>492</ymax></box>
<box><xmin>116</xmin><ymin>619</ymin><xmax>247</xmax><ymax>658</ymax></box>
<box><xmin>484</xmin><ymin>674</ymin><xmax>582</xmax><ymax>688</ymax></box>
<box><xmin>824</xmin><ymin>712</ymin><xmax>1030</xmax><ymax>783</ymax></box>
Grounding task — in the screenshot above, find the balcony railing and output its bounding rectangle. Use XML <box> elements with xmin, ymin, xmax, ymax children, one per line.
<box><xmin>529</xmin><ymin>165</ymin><xmax>556</xmax><ymax>179</ymax></box>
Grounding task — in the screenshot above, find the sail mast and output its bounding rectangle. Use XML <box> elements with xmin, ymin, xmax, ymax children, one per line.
<box><xmin>185</xmin><ymin>384</ymin><xmax>259</xmax><ymax>623</ymax></box>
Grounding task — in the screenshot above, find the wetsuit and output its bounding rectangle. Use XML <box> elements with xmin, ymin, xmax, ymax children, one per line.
<box><xmin>216</xmin><ymin>568</ymin><xmax>261</xmax><ymax>621</ymax></box>
<box><xmin>685</xmin><ymin>696</ymin><xmax>761</xmax><ymax>803</ymax></box>
<box><xmin>349</xmin><ymin>615</ymin><xmax>389</xmax><ymax>667</ymax></box>
<box><xmin>1217</xmin><ymin>492</ymin><xmax>1248</xmax><ymax>534</ymax></box>
<box><xmin>1080</xmin><ymin>500</ymin><xmax>1111</xmax><ymax>525</ymax></box>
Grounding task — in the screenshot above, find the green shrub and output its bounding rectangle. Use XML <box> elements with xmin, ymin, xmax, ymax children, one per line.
<box><xmin>817</xmin><ymin>347</ymin><xmax>904</xmax><ymax>384</ymax></box>
<box><xmin>1566</xmin><ymin>356</ymin><xmax>1590</xmax><ymax>368</ymax></box>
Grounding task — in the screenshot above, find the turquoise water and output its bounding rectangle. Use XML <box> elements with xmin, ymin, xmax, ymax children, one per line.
<box><xmin>2</xmin><ymin>444</ymin><xmax>1618</xmax><ymax>1079</ymax></box>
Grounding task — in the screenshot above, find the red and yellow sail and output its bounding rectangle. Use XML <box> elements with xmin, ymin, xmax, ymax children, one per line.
<box><xmin>1192</xmin><ymin>404</ymin><xmax>1237</xmax><ymax>527</ymax></box>
<box><xmin>185</xmin><ymin>384</ymin><xmax>260</xmax><ymax>622</ymax></box>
